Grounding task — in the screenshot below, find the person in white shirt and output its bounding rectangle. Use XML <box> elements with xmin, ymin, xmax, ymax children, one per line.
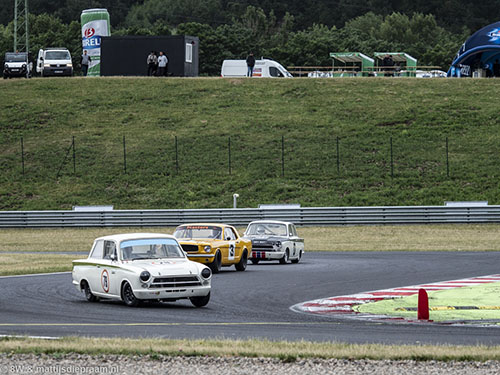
<box><xmin>157</xmin><ymin>51</ymin><xmax>168</xmax><ymax>77</ymax></box>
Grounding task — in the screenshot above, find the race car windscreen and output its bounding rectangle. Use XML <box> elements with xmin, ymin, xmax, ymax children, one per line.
<box><xmin>120</xmin><ymin>238</ymin><xmax>185</xmax><ymax>260</ymax></box>
<box><xmin>246</xmin><ymin>223</ymin><xmax>287</xmax><ymax>236</ymax></box>
<box><xmin>174</xmin><ymin>225</ymin><xmax>222</xmax><ymax>240</ymax></box>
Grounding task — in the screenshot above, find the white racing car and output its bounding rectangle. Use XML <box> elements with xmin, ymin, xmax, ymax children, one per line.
<box><xmin>244</xmin><ymin>220</ymin><xmax>304</xmax><ymax>264</ymax></box>
<box><xmin>72</xmin><ymin>233</ymin><xmax>212</xmax><ymax>307</ymax></box>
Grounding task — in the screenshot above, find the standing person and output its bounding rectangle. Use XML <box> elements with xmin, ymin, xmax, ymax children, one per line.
<box><xmin>80</xmin><ymin>50</ymin><xmax>91</xmax><ymax>76</ymax></box>
<box><xmin>246</xmin><ymin>52</ymin><xmax>255</xmax><ymax>77</ymax></box>
<box><xmin>147</xmin><ymin>51</ymin><xmax>156</xmax><ymax>76</ymax></box>
<box><xmin>157</xmin><ymin>51</ymin><xmax>167</xmax><ymax>77</ymax></box>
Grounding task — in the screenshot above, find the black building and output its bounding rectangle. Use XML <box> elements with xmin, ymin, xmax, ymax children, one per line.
<box><xmin>100</xmin><ymin>35</ymin><xmax>199</xmax><ymax>77</ymax></box>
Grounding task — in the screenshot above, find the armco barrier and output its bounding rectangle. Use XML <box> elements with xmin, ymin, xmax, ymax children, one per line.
<box><xmin>0</xmin><ymin>205</ymin><xmax>499</xmax><ymax>228</ymax></box>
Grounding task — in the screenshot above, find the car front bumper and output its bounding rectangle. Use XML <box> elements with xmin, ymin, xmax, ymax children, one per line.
<box><xmin>133</xmin><ymin>285</ymin><xmax>211</xmax><ymax>300</ymax></box>
<box><xmin>250</xmin><ymin>250</ymin><xmax>284</xmax><ymax>260</ymax></box>
<box><xmin>185</xmin><ymin>253</ymin><xmax>215</xmax><ymax>265</ymax></box>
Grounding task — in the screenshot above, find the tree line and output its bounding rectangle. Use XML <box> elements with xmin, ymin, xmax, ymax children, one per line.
<box><xmin>0</xmin><ymin>7</ymin><xmax>468</xmax><ymax>75</ymax></box>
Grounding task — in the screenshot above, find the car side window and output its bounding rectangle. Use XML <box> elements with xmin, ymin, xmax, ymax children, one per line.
<box><xmin>269</xmin><ymin>66</ymin><xmax>283</xmax><ymax>77</ymax></box>
<box><xmin>90</xmin><ymin>240</ymin><xmax>104</xmax><ymax>259</ymax></box>
<box><xmin>224</xmin><ymin>228</ymin><xmax>236</xmax><ymax>241</ymax></box>
<box><xmin>289</xmin><ymin>225</ymin><xmax>297</xmax><ymax>236</ymax></box>
<box><xmin>103</xmin><ymin>241</ymin><xmax>116</xmax><ymax>260</ymax></box>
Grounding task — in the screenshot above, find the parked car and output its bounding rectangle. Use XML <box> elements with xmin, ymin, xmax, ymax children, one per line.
<box><xmin>3</xmin><ymin>52</ymin><xmax>32</xmax><ymax>79</ymax></box>
<box><xmin>36</xmin><ymin>48</ymin><xmax>73</xmax><ymax>77</ymax></box>
<box><xmin>72</xmin><ymin>233</ymin><xmax>212</xmax><ymax>307</ymax></box>
<box><xmin>221</xmin><ymin>59</ymin><xmax>293</xmax><ymax>78</ymax></box>
<box><xmin>244</xmin><ymin>220</ymin><xmax>304</xmax><ymax>264</ymax></box>
<box><xmin>173</xmin><ymin>223</ymin><xmax>251</xmax><ymax>273</ymax></box>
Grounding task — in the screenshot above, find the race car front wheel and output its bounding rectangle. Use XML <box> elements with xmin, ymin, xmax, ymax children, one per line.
<box><xmin>122</xmin><ymin>282</ymin><xmax>140</xmax><ymax>307</ymax></box>
<box><xmin>279</xmin><ymin>249</ymin><xmax>289</xmax><ymax>264</ymax></box>
<box><xmin>190</xmin><ymin>292</ymin><xmax>210</xmax><ymax>307</ymax></box>
<box><xmin>209</xmin><ymin>250</ymin><xmax>222</xmax><ymax>273</ymax></box>
<box><xmin>235</xmin><ymin>250</ymin><xmax>247</xmax><ymax>271</ymax></box>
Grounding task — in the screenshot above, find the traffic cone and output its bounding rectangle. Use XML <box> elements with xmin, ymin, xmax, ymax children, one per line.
<box><xmin>417</xmin><ymin>288</ymin><xmax>429</xmax><ymax>320</ymax></box>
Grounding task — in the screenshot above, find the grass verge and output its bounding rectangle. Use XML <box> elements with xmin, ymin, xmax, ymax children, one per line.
<box><xmin>356</xmin><ymin>282</ymin><xmax>500</xmax><ymax>322</ymax></box>
<box><xmin>0</xmin><ymin>253</ymin><xmax>74</xmax><ymax>276</ymax></box>
<box><xmin>0</xmin><ymin>336</ymin><xmax>500</xmax><ymax>362</ymax></box>
<box><xmin>1</xmin><ymin>224</ymin><xmax>500</xmax><ymax>253</ymax></box>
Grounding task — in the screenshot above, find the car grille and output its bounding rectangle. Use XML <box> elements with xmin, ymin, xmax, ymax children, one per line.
<box><xmin>50</xmin><ymin>64</ymin><xmax>67</xmax><ymax>67</ymax></box>
<box><xmin>181</xmin><ymin>244</ymin><xmax>199</xmax><ymax>252</ymax></box>
<box><xmin>149</xmin><ymin>276</ymin><xmax>201</xmax><ymax>289</ymax></box>
<box><xmin>252</xmin><ymin>241</ymin><xmax>276</xmax><ymax>251</ymax></box>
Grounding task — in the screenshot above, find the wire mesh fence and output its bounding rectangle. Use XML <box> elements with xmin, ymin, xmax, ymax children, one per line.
<box><xmin>1</xmin><ymin>134</ymin><xmax>497</xmax><ymax>183</ymax></box>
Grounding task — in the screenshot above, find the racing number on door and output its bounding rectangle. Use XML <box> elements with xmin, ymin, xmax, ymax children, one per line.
<box><xmin>228</xmin><ymin>243</ymin><xmax>235</xmax><ymax>261</ymax></box>
<box><xmin>101</xmin><ymin>269</ymin><xmax>110</xmax><ymax>293</ymax></box>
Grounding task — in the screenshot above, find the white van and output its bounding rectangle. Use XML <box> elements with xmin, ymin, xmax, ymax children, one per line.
<box><xmin>36</xmin><ymin>48</ymin><xmax>73</xmax><ymax>77</ymax></box>
<box><xmin>221</xmin><ymin>59</ymin><xmax>292</xmax><ymax>78</ymax></box>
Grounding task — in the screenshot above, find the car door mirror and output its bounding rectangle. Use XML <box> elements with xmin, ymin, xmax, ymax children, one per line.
<box><xmin>226</xmin><ymin>236</ymin><xmax>231</xmax><ymax>241</ymax></box>
<box><xmin>110</xmin><ymin>253</ymin><xmax>117</xmax><ymax>261</ymax></box>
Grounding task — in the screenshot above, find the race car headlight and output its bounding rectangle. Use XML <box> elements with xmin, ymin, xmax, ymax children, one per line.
<box><xmin>201</xmin><ymin>268</ymin><xmax>211</xmax><ymax>279</ymax></box>
<box><xmin>67</xmin><ymin>63</ymin><xmax>73</xmax><ymax>67</ymax></box>
<box><xmin>140</xmin><ymin>271</ymin><xmax>151</xmax><ymax>282</ymax></box>
<box><xmin>204</xmin><ymin>245</ymin><xmax>211</xmax><ymax>253</ymax></box>
<box><xmin>275</xmin><ymin>241</ymin><xmax>282</xmax><ymax>248</ymax></box>
<box><xmin>44</xmin><ymin>63</ymin><xmax>50</xmax><ymax>68</ymax></box>
<box><xmin>22</xmin><ymin>64</ymin><xmax>26</xmax><ymax>68</ymax></box>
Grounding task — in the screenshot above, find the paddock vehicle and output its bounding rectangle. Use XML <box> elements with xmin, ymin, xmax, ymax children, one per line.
<box><xmin>221</xmin><ymin>59</ymin><xmax>293</xmax><ymax>78</ymax></box>
<box><xmin>36</xmin><ymin>48</ymin><xmax>73</xmax><ymax>77</ymax></box>
<box><xmin>244</xmin><ymin>220</ymin><xmax>304</xmax><ymax>264</ymax></box>
<box><xmin>72</xmin><ymin>233</ymin><xmax>212</xmax><ymax>307</ymax></box>
<box><xmin>173</xmin><ymin>223</ymin><xmax>251</xmax><ymax>273</ymax></box>
<box><xmin>3</xmin><ymin>52</ymin><xmax>32</xmax><ymax>79</ymax></box>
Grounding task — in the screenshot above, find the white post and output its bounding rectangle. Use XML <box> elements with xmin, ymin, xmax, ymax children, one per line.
<box><xmin>233</xmin><ymin>194</ymin><xmax>239</xmax><ymax>209</ymax></box>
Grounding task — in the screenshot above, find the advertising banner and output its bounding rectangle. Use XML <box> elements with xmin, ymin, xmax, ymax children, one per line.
<box><xmin>81</xmin><ymin>9</ymin><xmax>111</xmax><ymax>76</ymax></box>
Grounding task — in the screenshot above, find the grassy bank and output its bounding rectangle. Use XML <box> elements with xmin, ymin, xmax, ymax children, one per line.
<box><xmin>2</xmin><ymin>77</ymin><xmax>500</xmax><ymax>209</ymax></box>
<box><xmin>1</xmin><ymin>336</ymin><xmax>500</xmax><ymax>362</ymax></box>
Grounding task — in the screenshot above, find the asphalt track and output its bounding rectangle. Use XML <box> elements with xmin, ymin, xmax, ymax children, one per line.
<box><xmin>1</xmin><ymin>251</ymin><xmax>500</xmax><ymax>345</ymax></box>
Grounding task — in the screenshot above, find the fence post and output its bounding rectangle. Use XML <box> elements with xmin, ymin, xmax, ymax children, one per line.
<box><xmin>20</xmin><ymin>137</ymin><xmax>25</xmax><ymax>176</ymax></box>
<box><xmin>446</xmin><ymin>137</ymin><xmax>449</xmax><ymax>178</ymax></box>
<box><xmin>123</xmin><ymin>135</ymin><xmax>127</xmax><ymax>174</ymax></box>
<box><xmin>228</xmin><ymin>136</ymin><xmax>231</xmax><ymax>175</ymax></box>
<box><xmin>72</xmin><ymin>136</ymin><xmax>76</xmax><ymax>175</ymax></box>
<box><xmin>336</xmin><ymin>136</ymin><xmax>340</xmax><ymax>174</ymax></box>
<box><xmin>175</xmin><ymin>136</ymin><xmax>179</xmax><ymax>175</ymax></box>
<box><xmin>390</xmin><ymin>136</ymin><xmax>394</xmax><ymax>178</ymax></box>
<box><xmin>281</xmin><ymin>135</ymin><xmax>285</xmax><ymax>177</ymax></box>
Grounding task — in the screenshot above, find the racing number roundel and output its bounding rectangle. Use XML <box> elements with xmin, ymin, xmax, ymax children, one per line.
<box><xmin>101</xmin><ymin>269</ymin><xmax>110</xmax><ymax>293</ymax></box>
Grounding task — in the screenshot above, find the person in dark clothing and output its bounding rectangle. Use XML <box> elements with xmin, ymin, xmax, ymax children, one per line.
<box><xmin>80</xmin><ymin>50</ymin><xmax>91</xmax><ymax>76</ymax></box>
<box><xmin>246</xmin><ymin>52</ymin><xmax>256</xmax><ymax>77</ymax></box>
<box><xmin>382</xmin><ymin>54</ymin><xmax>394</xmax><ymax>77</ymax></box>
<box><xmin>147</xmin><ymin>51</ymin><xmax>157</xmax><ymax>76</ymax></box>
<box><xmin>493</xmin><ymin>59</ymin><xmax>500</xmax><ymax>77</ymax></box>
